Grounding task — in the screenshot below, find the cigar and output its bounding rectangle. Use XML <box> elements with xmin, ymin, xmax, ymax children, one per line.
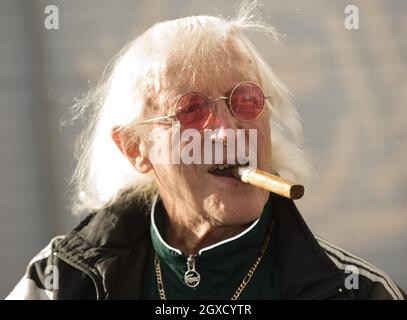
<box><xmin>231</xmin><ymin>166</ymin><xmax>304</xmax><ymax>200</ymax></box>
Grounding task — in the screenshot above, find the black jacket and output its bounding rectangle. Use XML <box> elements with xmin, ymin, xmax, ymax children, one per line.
<box><xmin>6</xmin><ymin>193</ymin><xmax>406</xmax><ymax>300</ymax></box>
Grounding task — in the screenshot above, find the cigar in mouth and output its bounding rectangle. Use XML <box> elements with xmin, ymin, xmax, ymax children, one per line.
<box><xmin>231</xmin><ymin>166</ymin><xmax>305</xmax><ymax>200</ymax></box>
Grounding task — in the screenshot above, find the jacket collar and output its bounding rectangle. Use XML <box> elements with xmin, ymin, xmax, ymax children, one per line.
<box><xmin>55</xmin><ymin>193</ymin><xmax>351</xmax><ymax>299</ymax></box>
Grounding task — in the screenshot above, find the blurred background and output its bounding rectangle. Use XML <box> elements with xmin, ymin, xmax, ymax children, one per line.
<box><xmin>0</xmin><ymin>0</ymin><xmax>406</xmax><ymax>298</ymax></box>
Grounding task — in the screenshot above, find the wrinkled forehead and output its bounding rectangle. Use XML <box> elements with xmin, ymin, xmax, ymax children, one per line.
<box><xmin>160</xmin><ymin>62</ymin><xmax>258</xmax><ymax>113</ymax></box>
<box><xmin>168</xmin><ymin>66</ymin><xmax>257</xmax><ymax>95</ymax></box>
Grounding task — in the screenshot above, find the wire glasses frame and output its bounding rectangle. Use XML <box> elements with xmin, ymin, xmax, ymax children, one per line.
<box><xmin>138</xmin><ymin>81</ymin><xmax>271</xmax><ymax>130</ymax></box>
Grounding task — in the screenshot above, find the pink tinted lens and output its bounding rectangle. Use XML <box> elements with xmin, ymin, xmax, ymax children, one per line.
<box><xmin>176</xmin><ymin>92</ymin><xmax>213</xmax><ymax>129</ymax></box>
<box><xmin>230</xmin><ymin>82</ymin><xmax>265</xmax><ymax>120</ymax></box>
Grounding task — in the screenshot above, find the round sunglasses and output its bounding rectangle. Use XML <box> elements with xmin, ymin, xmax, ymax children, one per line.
<box><xmin>139</xmin><ymin>81</ymin><xmax>271</xmax><ymax>130</ymax></box>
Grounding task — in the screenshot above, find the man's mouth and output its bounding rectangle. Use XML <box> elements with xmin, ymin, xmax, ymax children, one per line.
<box><xmin>208</xmin><ymin>163</ymin><xmax>248</xmax><ymax>178</ymax></box>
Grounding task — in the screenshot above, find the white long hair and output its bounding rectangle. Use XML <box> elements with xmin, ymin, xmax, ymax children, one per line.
<box><xmin>70</xmin><ymin>2</ymin><xmax>313</xmax><ymax>215</ymax></box>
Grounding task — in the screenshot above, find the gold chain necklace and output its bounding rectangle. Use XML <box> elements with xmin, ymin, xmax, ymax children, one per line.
<box><xmin>154</xmin><ymin>221</ymin><xmax>274</xmax><ymax>300</ymax></box>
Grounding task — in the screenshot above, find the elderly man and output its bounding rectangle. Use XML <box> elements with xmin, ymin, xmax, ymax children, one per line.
<box><xmin>7</xmin><ymin>9</ymin><xmax>405</xmax><ymax>300</ymax></box>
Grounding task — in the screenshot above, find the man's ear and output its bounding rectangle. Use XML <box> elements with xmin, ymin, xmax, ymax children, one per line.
<box><xmin>111</xmin><ymin>126</ymin><xmax>153</xmax><ymax>174</ymax></box>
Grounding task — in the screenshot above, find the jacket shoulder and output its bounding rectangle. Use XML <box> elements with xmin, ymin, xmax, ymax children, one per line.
<box><xmin>316</xmin><ymin>236</ymin><xmax>406</xmax><ymax>300</ymax></box>
<box><xmin>6</xmin><ymin>235</ymin><xmax>96</xmax><ymax>300</ymax></box>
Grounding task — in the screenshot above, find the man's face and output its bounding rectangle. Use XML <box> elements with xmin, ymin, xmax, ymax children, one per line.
<box><xmin>148</xmin><ymin>67</ymin><xmax>272</xmax><ymax>227</ymax></box>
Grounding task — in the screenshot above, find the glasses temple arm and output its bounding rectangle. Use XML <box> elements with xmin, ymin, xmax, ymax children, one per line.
<box><xmin>139</xmin><ymin>114</ymin><xmax>175</xmax><ymax>124</ymax></box>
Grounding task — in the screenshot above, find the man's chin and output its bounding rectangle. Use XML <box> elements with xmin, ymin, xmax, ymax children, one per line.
<box><xmin>202</xmin><ymin>188</ymin><xmax>268</xmax><ymax>219</ymax></box>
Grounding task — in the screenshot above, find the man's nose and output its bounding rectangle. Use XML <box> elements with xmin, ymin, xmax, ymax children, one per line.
<box><xmin>209</xmin><ymin>100</ymin><xmax>238</xmax><ymax>142</ymax></box>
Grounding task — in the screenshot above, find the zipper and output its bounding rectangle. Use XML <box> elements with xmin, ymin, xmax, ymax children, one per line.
<box><xmin>184</xmin><ymin>254</ymin><xmax>201</xmax><ymax>289</ymax></box>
